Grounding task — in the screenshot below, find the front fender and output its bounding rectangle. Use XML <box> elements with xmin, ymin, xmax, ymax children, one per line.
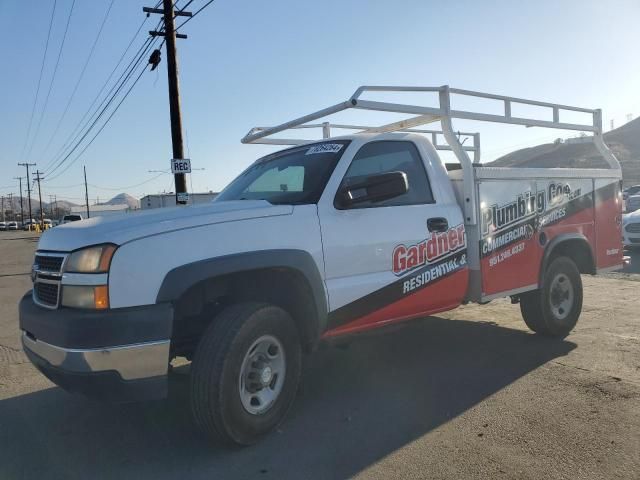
<box><xmin>156</xmin><ymin>249</ymin><xmax>329</xmax><ymax>335</ymax></box>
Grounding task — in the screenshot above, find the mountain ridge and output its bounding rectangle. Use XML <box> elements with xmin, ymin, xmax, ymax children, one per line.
<box><xmin>489</xmin><ymin>117</ymin><xmax>640</xmax><ymax>183</ymax></box>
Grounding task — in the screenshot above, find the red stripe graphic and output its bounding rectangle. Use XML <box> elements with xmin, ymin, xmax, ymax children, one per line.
<box><xmin>323</xmin><ymin>268</ymin><xmax>469</xmax><ymax>338</ymax></box>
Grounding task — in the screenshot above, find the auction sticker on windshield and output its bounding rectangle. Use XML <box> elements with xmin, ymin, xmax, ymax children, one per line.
<box><xmin>306</xmin><ymin>144</ymin><xmax>344</xmax><ymax>155</ymax></box>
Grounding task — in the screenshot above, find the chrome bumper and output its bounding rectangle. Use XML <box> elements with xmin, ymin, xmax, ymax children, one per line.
<box><xmin>21</xmin><ymin>331</ymin><xmax>170</xmax><ymax>381</ymax></box>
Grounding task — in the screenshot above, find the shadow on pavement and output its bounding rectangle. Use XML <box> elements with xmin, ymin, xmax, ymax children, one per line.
<box><xmin>0</xmin><ymin>315</ymin><xmax>575</xmax><ymax>480</ymax></box>
<box><xmin>1</xmin><ymin>236</ymin><xmax>39</xmax><ymax>242</ymax></box>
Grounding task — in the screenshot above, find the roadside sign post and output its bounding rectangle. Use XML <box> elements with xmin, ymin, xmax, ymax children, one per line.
<box><xmin>171</xmin><ymin>158</ymin><xmax>191</xmax><ymax>175</ymax></box>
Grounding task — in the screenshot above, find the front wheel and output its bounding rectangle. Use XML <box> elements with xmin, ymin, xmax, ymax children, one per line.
<box><xmin>190</xmin><ymin>302</ymin><xmax>302</xmax><ymax>445</ymax></box>
<box><xmin>520</xmin><ymin>256</ymin><xmax>583</xmax><ymax>337</ymax></box>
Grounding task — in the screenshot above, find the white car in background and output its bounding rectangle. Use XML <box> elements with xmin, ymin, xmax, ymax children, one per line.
<box><xmin>622</xmin><ymin>210</ymin><xmax>640</xmax><ymax>248</ymax></box>
<box><xmin>22</xmin><ymin>219</ymin><xmax>37</xmax><ymax>231</ymax></box>
<box><xmin>626</xmin><ymin>194</ymin><xmax>640</xmax><ymax>213</ymax></box>
<box><xmin>7</xmin><ymin>221</ymin><xmax>18</xmax><ymax>231</ymax></box>
<box><xmin>61</xmin><ymin>214</ymin><xmax>83</xmax><ymax>224</ymax></box>
<box><xmin>0</xmin><ymin>222</ymin><xmax>6</xmax><ymax>231</ymax></box>
<box><xmin>623</xmin><ymin>185</ymin><xmax>640</xmax><ymax>202</ymax></box>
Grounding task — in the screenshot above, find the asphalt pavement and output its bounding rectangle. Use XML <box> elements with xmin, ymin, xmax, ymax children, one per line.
<box><xmin>0</xmin><ymin>232</ymin><xmax>638</xmax><ymax>479</ymax></box>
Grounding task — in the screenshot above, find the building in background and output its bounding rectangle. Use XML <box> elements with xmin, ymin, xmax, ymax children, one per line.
<box><xmin>70</xmin><ymin>204</ymin><xmax>131</xmax><ymax>218</ymax></box>
<box><xmin>140</xmin><ymin>192</ymin><xmax>218</xmax><ymax>210</ymax></box>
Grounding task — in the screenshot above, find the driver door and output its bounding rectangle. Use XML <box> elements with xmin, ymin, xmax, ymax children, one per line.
<box><xmin>318</xmin><ymin>140</ymin><xmax>468</xmax><ymax>336</ymax></box>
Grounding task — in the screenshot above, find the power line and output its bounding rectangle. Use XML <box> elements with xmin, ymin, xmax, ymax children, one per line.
<box><xmin>44</xmin><ymin>18</ymin><xmax>165</xmax><ymax>176</ymax></box>
<box><xmin>24</xmin><ymin>173</ymin><xmax>167</xmax><ymax>194</ymax></box>
<box><xmin>88</xmin><ymin>173</ymin><xmax>167</xmax><ymax>191</ymax></box>
<box><xmin>40</xmin><ymin>183</ymin><xmax>85</xmax><ymax>189</ymax></box>
<box><xmin>19</xmin><ymin>0</ymin><xmax>57</xmax><ymax>162</ymax></box>
<box><xmin>176</xmin><ymin>0</ymin><xmax>216</xmax><ymax>30</ymax></box>
<box><xmin>42</xmin><ymin>3</ymin><xmax>170</xmax><ymax>184</ymax></box>
<box><xmin>46</xmin><ymin>49</ymin><xmax>156</xmax><ymax>182</ymax></box>
<box><xmin>26</xmin><ymin>0</ymin><xmax>76</xmax><ymax>162</ymax></box>
<box><xmin>45</xmin><ymin>35</ymin><xmax>158</xmax><ymax>178</ymax></box>
<box><xmin>40</xmin><ymin>0</ymin><xmax>115</xmax><ymax>159</ymax></box>
<box><xmin>178</xmin><ymin>1</ymin><xmax>195</xmax><ymax>12</ymax></box>
<box><xmin>42</xmin><ymin>16</ymin><xmax>152</xmax><ymax>172</ymax></box>
<box><xmin>46</xmin><ymin>36</ymin><xmax>158</xmax><ymax>178</ymax></box>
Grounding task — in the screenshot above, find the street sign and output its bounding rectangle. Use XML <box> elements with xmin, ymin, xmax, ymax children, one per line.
<box><xmin>177</xmin><ymin>192</ymin><xmax>189</xmax><ymax>203</ymax></box>
<box><xmin>171</xmin><ymin>158</ymin><xmax>191</xmax><ymax>174</ymax></box>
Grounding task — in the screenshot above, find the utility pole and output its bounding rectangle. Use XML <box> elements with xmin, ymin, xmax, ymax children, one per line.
<box><xmin>18</xmin><ymin>163</ymin><xmax>35</xmax><ymax>223</ymax></box>
<box><xmin>13</xmin><ymin>177</ymin><xmax>24</xmax><ymax>224</ymax></box>
<box><xmin>144</xmin><ymin>1</ymin><xmax>192</xmax><ymax>205</ymax></box>
<box><xmin>1</xmin><ymin>196</ymin><xmax>4</xmax><ymax>222</ymax></box>
<box><xmin>8</xmin><ymin>193</ymin><xmax>13</xmax><ymax>221</ymax></box>
<box><xmin>34</xmin><ymin>170</ymin><xmax>45</xmax><ymax>229</ymax></box>
<box><xmin>84</xmin><ymin>165</ymin><xmax>90</xmax><ymax>218</ymax></box>
<box><xmin>49</xmin><ymin>195</ymin><xmax>56</xmax><ymax>219</ymax></box>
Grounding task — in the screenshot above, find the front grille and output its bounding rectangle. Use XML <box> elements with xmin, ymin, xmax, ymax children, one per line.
<box><xmin>625</xmin><ymin>223</ymin><xmax>640</xmax><ymax>233</ymax></box>
<box><xmin>35</xmin><ymin>254</ymin><xmax>64</xmax><ymax>273</ymax></box>
<box><xmin>35</xmin><ymin>282</ymin><xmax>59</xmax><ymax>307</ymax></box>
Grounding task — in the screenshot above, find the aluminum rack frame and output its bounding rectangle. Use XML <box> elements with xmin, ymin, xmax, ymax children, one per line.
<box><xmin>241</xmin><ymin>85</ymin><xmax>620</xmax><ymax>225</ymax></box>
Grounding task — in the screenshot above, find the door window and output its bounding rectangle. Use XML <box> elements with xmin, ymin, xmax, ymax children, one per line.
<box><xmin>338</xmin><ymin>141</ymin><xmax>434</xmax><ymax>208</ymax></box>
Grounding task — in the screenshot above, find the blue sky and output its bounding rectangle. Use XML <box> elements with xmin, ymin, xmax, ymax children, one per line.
<box><xmin>1</xmin><ymin>0</ymin><xmax>639</xmax><ymax>204</ymax></box>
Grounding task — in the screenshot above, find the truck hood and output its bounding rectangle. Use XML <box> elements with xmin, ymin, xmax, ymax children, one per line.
<box><xmin>38</xmin><ymin>200</ymin><xmax>293</xmax><ymax>252</ymax></box>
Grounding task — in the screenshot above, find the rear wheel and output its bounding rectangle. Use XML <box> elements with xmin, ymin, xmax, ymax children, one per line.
<box><xmin>520</xmin><ymin>256</ymin><xmax>583</xmax><ymax>337</ymax></box>
<box><xmin>190</xmin><ymin>302</ymin><xmax>302</xmax><ymax>445</ymax></box>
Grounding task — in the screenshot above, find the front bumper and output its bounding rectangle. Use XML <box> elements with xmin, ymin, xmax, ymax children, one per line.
<box><xmin>623</xmin><ymin>227</ymin><xmax>640</xmax><ymax>247</ymax></box>
<box><xmin>19</xmin><ymin>293</ymin><xmax>173</xmax><ymax>402</ymax></box>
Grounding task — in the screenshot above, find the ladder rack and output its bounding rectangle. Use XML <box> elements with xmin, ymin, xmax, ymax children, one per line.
<box><xmin>245</xmin><ymin>122</ymin><xmax>481</xmax><ymax>163</ymax></box>
<box><xmin>241</xmin><ymin>85</ymin><xmax>620</xmax><ymax>225</ymax></box>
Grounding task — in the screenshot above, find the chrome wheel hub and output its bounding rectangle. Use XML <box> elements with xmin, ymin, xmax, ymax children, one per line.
<box><xmin>549</xmin><ymin>273</ymin><xmax>574</xmax><ymax>320</ymax></box>
<box><xmin>239</xmin><ymin>335</ymin><xmax>286</xmax><ymax>415</ymax></box>
<box><xmin>260</xmin><ymin>366</ymin><xmax>273</xmax><ymax>385</ymax></box>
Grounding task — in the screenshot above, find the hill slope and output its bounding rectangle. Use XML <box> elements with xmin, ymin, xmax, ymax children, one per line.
<box><xmin>1</xmin><ymin>197</ymin><xmax>79</xmax><ymax>214</ymax></box>
<box><xmin>490</xmin><ymin>117</ymin><xmax>640</xmax><ymax>183</ymax></box>
<box><xmin>100</xmin><ymin>193</ymin><xmax>140</xmax><ymax>209</ymax></box>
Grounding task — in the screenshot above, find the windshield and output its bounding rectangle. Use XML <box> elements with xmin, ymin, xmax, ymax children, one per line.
<box><xmin>215</xmin><ymin>141</ymin><xmax>350</xmax><ymax>205</ymax></box>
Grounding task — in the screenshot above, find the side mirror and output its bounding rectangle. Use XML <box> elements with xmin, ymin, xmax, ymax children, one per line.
<box><xmin>337</xmin><ymin>171</ymin><xmax>409</xmax><ymax>208</ymax></box>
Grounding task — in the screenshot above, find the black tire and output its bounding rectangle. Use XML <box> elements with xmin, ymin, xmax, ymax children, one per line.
<box><xmin>520</xmin><ymin>256</ymin><xmax>583</xmax><ymax>337</ymax></box>
<box><xmin>190</xmin><ymin>302</ymin><xmax>302</xmax><ymax>446</ymax></box>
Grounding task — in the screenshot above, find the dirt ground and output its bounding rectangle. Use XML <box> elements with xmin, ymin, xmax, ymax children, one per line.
<box><xmin>0</xmin><ymin>231</ymin><xmax>638</xmax><ymax>479</ymax></box>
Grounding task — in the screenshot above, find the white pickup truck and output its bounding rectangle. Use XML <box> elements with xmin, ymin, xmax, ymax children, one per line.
<box><xmin>20</xmin><ymin>86</ymin><xmax>623</xmax><ymax>445</ymax></box>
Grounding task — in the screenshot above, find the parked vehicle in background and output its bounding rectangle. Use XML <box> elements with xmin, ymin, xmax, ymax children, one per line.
<box><xmin>22</xmin><ymin>220</ymin><xmax>36</xmax><ymax>231</ymax></box>
<box><xmin>61</xmin><ymin>214</ymin><xmax>83</xmax><ymax>224</ymax></box>
<box><xmin>622</xmin><ymin>185</ymin><xmax>640</xmax><ymax>201</ymax></box>
<box><xmin>626</xmin><ymin>194</ymin><xmax>640</xmax><ymax>213</ymax></box>
<box><xmin>20</xmin><ymin>86</ymin><xmax>623</xmax><ymax>446</ymax></box>
<box><xmin>622</xmin><ymin>210</ymin><xmax>640</xmax><ymax>248</ymax></box>
<box><xmin>0</xmin><ymin>222</ymin><xmax>6</xmax><ymax>231</ymax></box>
<box><xmin>623</xmin><ymin>185</ymin><xmax>640</xmax><ymax>211</ymax></box>
<box><xmin>8</xmin><ymin>221</ymin><xmax>18</xmax><ymax>231</ymax></box>
<box><xmin>43</xmin><ymin>219</ymin><xmax>53</xmax><ymax>230</ymax></box>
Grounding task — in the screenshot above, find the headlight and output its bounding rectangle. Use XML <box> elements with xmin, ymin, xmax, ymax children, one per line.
<box><xmin>61</xmin><ymin>285</ymin><xmax>110</xmax><ymax>309</ymax></box>
<box><xmin>65</xmin><ymin>244</ymin><xmax>116</xmax><ymax>273</ymax></box>
<box><xmin>62</xmin><ymin>244</ymin><xmax>115</xmax><ymax>309</ymax></box>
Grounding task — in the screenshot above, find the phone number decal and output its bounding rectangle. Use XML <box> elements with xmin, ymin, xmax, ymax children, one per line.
<box><xmin>488</xmin><ymin>241</ymin><xmax>525</xmax><ymax>268</ymax></box>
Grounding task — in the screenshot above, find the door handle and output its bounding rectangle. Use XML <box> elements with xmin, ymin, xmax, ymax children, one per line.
<box><xmin>427</xmin><ymin>217</ymin><xmax>449</xmax><ymax>233</ymax></box>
